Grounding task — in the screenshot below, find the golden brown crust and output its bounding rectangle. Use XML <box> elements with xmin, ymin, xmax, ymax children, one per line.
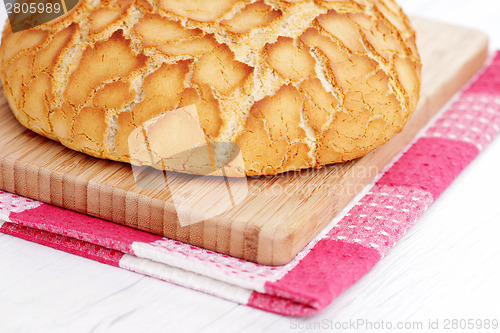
<box><xmin>0</xmin><ymin>0</ymin><xmax>421</xmax><ymax>176</ymax></box>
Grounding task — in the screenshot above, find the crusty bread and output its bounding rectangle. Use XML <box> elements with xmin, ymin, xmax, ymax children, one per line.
<box><xmin>0</xmin><ymin>0</ymin><xmax>421</xmax><ymax>176</ymax></box>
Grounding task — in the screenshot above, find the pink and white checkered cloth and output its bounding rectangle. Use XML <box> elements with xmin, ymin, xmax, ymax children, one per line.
<box><xmin>1</xmin><ymin>52</ymin><xmax>500</xmax><ymax>317</ymax></box>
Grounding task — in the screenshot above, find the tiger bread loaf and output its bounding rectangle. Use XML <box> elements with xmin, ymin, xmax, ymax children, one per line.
<box><xmin>0</xmin><ymin>0</ymin><xmax>421</xmax><ymax>176</ymax></box>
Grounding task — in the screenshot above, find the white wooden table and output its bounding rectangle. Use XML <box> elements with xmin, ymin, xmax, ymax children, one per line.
<box><xmin>1</xmin><ymin>1</ymin><xmax>500</xmax><ymax>332</ymax></box>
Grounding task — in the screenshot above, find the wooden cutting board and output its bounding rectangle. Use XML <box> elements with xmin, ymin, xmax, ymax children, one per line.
<box><xmin>0</xmin><ymin>18</ymin><xmax>488</xmax><ymax>266</ymax></box>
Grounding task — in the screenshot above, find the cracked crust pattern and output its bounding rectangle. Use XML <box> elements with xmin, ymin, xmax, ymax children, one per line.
<box><xmin>0</xmin><ymin>0</ymin><xmax>421</xmax><ymax>176</ymax></box>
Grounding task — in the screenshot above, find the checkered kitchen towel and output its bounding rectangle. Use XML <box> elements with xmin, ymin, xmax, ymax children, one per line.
<box><xmin>1</xmin><ymin>52</ymin><xmax>500</xmax><ymax>317</ymax></box>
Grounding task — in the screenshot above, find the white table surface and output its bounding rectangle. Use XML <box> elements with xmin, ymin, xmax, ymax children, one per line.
<box><xmin>1</xmin><ymin>1</ymin><xmax>500</xmax><ymax>332</ymax></box>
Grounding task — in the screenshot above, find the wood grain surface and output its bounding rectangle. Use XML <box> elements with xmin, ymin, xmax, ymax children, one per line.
<box><xmin>0</xmin><ymin>18</ymin><xmax>489</xmax><ymax>265</ymax></box>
